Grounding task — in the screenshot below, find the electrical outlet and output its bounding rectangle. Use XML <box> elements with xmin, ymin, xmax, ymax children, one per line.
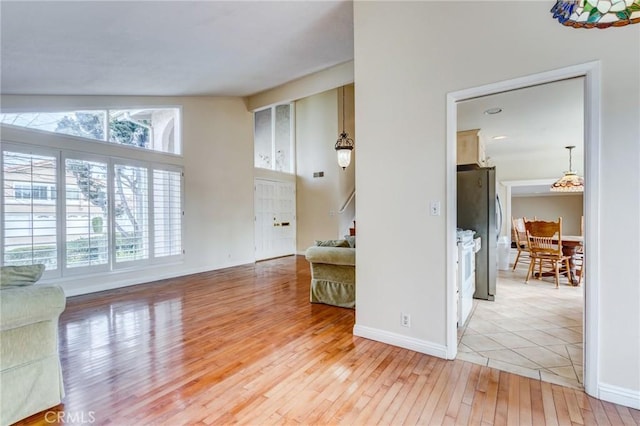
<box><xmin>401</xmin><ymin>313</ymin><xmax>411</xmax><ymax>327</ymax></box>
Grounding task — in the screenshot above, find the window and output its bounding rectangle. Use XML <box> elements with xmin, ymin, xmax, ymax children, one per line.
<box><xmin>2</xmin><ymin>150</ymin><xmax>58</xmax><ymax>270</ymax></box>
<box><xmin>13</xmin><ymin>184</ymin><xmax>55</xmax><ymax>200</ymax></box>
<box><xmin>1</xmin><ymin>143</ymin><xmax>184</xmax><ymax>279</ymax></box>
<box><xmin>153</xmin><ymin>169</ymin><xmax>183</xmax><ymax>257</ymax></box>
<box><xmin>1</xmin><ymin>108</ymin><xmax>181</xmax><ymax>155</ymax></box>
<box><xmin>254</xmin><ymin>104</ymin><xmax>294</xmax><ymax>173</ymax></box>
<box><xmin>114</xmin><ymin>164</ymin><xmax>149</xmax><ymax>264</ymax></box>
<box><xmin>64</xmin><ymin>158</ymin><xmax>109</xmax><ymax>269</ymax></box>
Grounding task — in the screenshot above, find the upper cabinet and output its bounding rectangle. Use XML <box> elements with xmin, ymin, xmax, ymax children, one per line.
<box><xmin>457</xmin><ymin>129</ymin><xmax>486</xmax><ymax>167</ymax></box>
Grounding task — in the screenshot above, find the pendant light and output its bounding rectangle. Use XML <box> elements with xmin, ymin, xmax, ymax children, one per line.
<box><xmin>335</xmin><ymin>87</ymin><xmax>354</xmax><ymax>170</ymax></box>
<box><xmin>550</xmin><ymin>145</ymin><xmax>584</xmax><ymax>192</ymax></box>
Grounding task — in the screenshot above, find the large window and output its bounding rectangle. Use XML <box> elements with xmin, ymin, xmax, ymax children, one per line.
<box><xmin>254</xmin><ymin>104</ymin><xmax>294</xmax><ymax>173</ymax></box>
<box><xmin>0</xmin><ymin>108</ymin><xmax>181</xmax><ymax>155</ymax></box>
<box><xmin>1</xmin><ymin>144</ymin><xmax>183</xmax><ymax>279</ymax></box>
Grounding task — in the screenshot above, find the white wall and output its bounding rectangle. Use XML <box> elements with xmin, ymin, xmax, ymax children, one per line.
<box><xmin>353</xmin><ymin>1</ymin><xmax>639</xmax><ymax>405</ymax></box>
<box><xmin>512</xmin><ymin>195</ymin><xmax>583</xmax><ymax>235</ymax></box>
<box><xmin>1</xmin><ymin>95</ymin><xmax>255</xmax><ymax>296</ymax></box>
<box><xmin>295</xmin><ymin>85</ymin><xmax>356</xmax><ymax>251</ymax></box>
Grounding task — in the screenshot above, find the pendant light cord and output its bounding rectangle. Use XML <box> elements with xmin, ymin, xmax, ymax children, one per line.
<box><xmin>341</xmin><ymin>87</ymin><xmax>346</xmax><ymax>133</ymax></box>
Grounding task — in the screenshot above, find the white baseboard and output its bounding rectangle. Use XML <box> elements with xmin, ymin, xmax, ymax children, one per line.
<box><xmin>353</xmin><ymin>324</ymin><xmax>448</xmax><ymax>359</ymax></box>
<box><xmin>61</xmin><ymin>260</ymin><xmax>255</xmax><ymax>297</ymax></box>
<box><xmin>598</xmin><ymin>382</ymin><xmax>640</xmax><ymax>410</ymax></box>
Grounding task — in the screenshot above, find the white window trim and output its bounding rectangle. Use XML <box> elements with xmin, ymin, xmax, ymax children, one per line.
<box><xmin>1</xmin><ymin>124</ymin><xmax>184</xmax><ymax>281</ymax></box>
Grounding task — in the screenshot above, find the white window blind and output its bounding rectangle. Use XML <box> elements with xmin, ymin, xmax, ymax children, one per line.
<box><xmin>65</xmin><ymin>158</ymin><xmax>109</xmax><ymax>269</ymax></box>
<box><xmin>2</xmin><ymin>150</ymin><xmax>58</xmax><ymax>270</ymax></box>
<box><xmin>114</xmin><ymin>164</ymin><xmax>149</xmax><ymax>263</ymax></box>
<box><xmin>153</xmin><ymin>169</ymin><xmax>182</xmax><ymax>257</ymax></box>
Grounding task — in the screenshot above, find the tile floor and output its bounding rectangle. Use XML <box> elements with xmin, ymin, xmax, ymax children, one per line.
<box><xmin>457</xmin><ymin>251</ymin><xmax>584</xmax><ymax>389</ymax></box>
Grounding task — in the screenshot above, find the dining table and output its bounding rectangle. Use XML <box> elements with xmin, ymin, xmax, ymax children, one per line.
<box><xmin>534</xmin><ymin>235</ymin><xmax>583</xmax><ymax>286</ymax></box>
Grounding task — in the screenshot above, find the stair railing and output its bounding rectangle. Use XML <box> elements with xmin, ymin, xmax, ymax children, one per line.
<box><xmin>338</xmin><ymin>188</ymin><xmax>356</xmax><ymax>238</ymax></box>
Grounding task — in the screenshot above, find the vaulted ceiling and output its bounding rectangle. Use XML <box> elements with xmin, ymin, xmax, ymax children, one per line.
<box><xmin>0</xmin><ymin>1</ymin><xmax>354</xmax><ymax>97</ymax></box>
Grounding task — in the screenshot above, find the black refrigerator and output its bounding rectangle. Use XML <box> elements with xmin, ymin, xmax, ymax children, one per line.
<box><xmin>457</xmin><ymin>166</ymin><xmax>499</xmax><ymax>301</ymax></box>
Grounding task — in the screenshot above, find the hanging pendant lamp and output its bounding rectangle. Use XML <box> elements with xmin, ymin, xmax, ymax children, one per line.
<box><xmin>550</xmin><ymin>0</ymin><xmax>640</xmax><ymax>29</ymax></box>
<box><xmin>335</xmin><ymin>87</ymin><xmax>354</xmax><ymax>170</ymax></box>
<box><xmin>550</xmin><ymin>145</ymin><xmax>584</xmax><ymax>192</ymax></box>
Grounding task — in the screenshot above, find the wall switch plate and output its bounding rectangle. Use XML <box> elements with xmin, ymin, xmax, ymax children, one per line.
<box><xmin>430</xmin><ymin>200</ymin><xmax>441</xmax><ymax>216</ymax></box>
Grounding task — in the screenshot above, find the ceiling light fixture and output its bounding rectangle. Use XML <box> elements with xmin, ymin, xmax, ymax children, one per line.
<box><xmin>335</xmin><ymin>86</ymin><xmax>354</xmax><ymax>170</ymax></box>
<box><xmin>550</xmin><ymin>145</ymin><xmax>584</xmax><ymax>192</ymax></box>
<box><xmin>484</xmin><ymin>107</ymin><xmax>503</xmax><ymax>115</ymax></box>
<box><xmin>492</xmin><ymin>135</ymin><xmax>508</xmax><ymax>140</ymax></box>
<box><xmin>551</xmin><ymin>0</ymin><xmax>640</xmax><ymax>29</ymax></box>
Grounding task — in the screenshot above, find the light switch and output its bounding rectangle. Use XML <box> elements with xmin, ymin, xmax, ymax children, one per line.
<box><xmin>430</xmin><ymin>200</ymin><xmax>441</xmax><ymax>216</ymax></box>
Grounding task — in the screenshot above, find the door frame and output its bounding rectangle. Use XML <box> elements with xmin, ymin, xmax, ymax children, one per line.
<box><xmin>445</xmin><ymin>62</ymin><xmax>601</xmax><ymax>397</ymax></box>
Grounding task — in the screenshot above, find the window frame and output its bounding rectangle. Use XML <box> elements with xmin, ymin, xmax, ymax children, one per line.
<box><xmin>1</xmin><ymin>119</ymin><xmax>184</xmax><ymax>281</ymax></box>
<box><xmin>0</xmin><ymin>106</ymin><xmax>183</xmax><ymax>156</ymax></box>
<box><xmin>253</xmin><ymin>103</ymin><xmax>296</xmax><ymax>174</ymax></box>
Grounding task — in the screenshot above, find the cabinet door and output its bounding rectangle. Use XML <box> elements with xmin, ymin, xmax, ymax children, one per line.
<box><xmin>457</xmin><ymin>129</ymin><xmax>485</xmax><ymax>166</ymax></box>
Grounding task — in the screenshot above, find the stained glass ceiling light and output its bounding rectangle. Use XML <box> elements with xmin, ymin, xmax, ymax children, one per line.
<box><xmin>551</xmin><ymin>0</ymin><xmax>640</xmax><ymax>28</ymax></box>
<box><xmin>551</xmin><ymin>146</ymin><xmax>584</xmax><ymax>192</ymax></box>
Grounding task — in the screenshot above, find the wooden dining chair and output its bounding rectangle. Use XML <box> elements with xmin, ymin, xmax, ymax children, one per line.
<box><xmin>511</xmin><ymin>217</ymin><xmax>530</xmax><ymax>271</ymax></box>
<box><xmin>524</xmin><ymin>217</ymin><xmax>572</xmax><ymax>288</ymax></box>
<box><xmin>576</xmin><ymin>215</ymin><xmax>585</xmax><ymax>285</ymax></box>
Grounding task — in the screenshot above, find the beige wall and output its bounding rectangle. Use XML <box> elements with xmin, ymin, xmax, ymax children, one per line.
<box><xmin>295</xmin><ymin>85</ymin><xmax>356</xmax><ymax>251</ymax></box>
<box><xmin>512</xmin><ymin>195</ymin><xmax>583</xmax><ymax>236</ymax></box>
<box><xmin>353</xmin><ymin>1</ymin><xmax>639</xmax><ymax>401</ymax></box>
<box><xmin>296</xmin><ymin>89</ymin><xmax>341</xmax><ymax>249</ymax></box>
<box><xmin>1</xmin><ymin>94</ymin><xmax>255</xmax><ymax>296</ymax></box>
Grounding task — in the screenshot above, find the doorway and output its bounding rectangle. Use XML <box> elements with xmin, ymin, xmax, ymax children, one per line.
<box><xmin>254</xmin><ymin>178</ymin><xmax>296</xmax><ymax>260</ymax></box>
<box><xmin>446</xmin><ymin>63</ymin><xmax>601</xmax><ymax>397</ymax></box>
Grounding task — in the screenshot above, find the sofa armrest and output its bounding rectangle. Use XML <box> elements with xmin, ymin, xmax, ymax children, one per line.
<box><xmin>0</xmin><ymin>285</ymin><xmax>66</xmax><ymax>331</ymax></box>
<box><xmin>305</xmin><ymin>246</ymin><xmax>355</xmax><ymax>266</ymax></box>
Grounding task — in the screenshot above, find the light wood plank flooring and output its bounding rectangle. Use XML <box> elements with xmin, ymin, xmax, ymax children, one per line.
<box><xmin>17</xmin><ymin>256</ymin><xmax>639</xmax><ymax>425</ymax></box>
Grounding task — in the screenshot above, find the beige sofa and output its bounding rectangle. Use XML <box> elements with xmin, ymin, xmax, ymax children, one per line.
<box><xmin>305</xmin><ymin>238</ymin><xmax>355</xmax><ymax>308</ymax></box>
<box><xmin>1</xmin><ymin>266</ymin><xmax>66</xmax><ymax>426</ymax></box>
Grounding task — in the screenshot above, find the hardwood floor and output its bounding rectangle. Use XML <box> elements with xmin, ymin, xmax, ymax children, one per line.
<box><xmin>17</xmin><ymin>256</ymin><xmax>639</xmax><ymax>425</ymax></box>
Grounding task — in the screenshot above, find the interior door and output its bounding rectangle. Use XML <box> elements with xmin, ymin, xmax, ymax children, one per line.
<box><xmin>254</xmin><ymin>179</ymin><xmax>296</xmax><ymax>260</ymax></box>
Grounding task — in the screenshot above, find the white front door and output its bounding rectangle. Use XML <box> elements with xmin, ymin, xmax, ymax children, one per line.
<box><xmin>254</xmin><ymin>179</ymin><xmax>296</xmax><ymax>260</ymax></box>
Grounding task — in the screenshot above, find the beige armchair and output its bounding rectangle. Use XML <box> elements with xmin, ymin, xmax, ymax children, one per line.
<box><xmin>305</xmin><ymin>238</ymin><xmax>355</xmax><ymax>308</ymax></box>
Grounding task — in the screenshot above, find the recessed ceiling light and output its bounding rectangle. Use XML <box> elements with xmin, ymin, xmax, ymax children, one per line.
<box><xmin>492</xmin><ymin>135</ymin><xmax>508</xmax><ymax>140</ymax></box>
<box><xmin>484</xmin><ymin>107</ymin><xmax>503</xmax><ymax>115</ymax></box>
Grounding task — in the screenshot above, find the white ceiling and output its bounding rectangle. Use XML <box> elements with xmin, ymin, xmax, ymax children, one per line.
<box><xmin>0</xmin><ymin>1</ymin><xmax>585</xmax><ymax>197</ymax></box>
<box><xmin>457</xmin><ymin>78</ymin><xmax>585</xmax><ymax>196</ymax></box>
<box><xmin>0</xmin><ymin>1</ymin><xmax>354</xmax><ymax>97</ymax></box>
<box><xmin>457</xmin><ymin>77</ymin><xmax>584</xmax><ymax>162</ymax></box>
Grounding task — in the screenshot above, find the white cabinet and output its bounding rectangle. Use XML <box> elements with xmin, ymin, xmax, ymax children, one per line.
<box><xmin>457</xmin><ymin>129</ymin><xmax>486</xmax><ymax>167</ymax></box>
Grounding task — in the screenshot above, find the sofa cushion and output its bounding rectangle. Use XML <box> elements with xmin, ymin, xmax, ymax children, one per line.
<box><xmin>314</xmin><ymin>239</ymin><xmax>350</xmax><ymax>248</ymax></box>
<box><xmin>344</xmin><ymin>235</ymin><xmax>356</xmax><ymax>248</ymax></box>
<box><xmin>0</xmin><ymin>265</ymin><xmax>45</xmax><ymax>287</ymax></box>
<box><xmin>305</xmin><ymin>246</ymin><xmax>355</xmax><ymax>266</ymax></box>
